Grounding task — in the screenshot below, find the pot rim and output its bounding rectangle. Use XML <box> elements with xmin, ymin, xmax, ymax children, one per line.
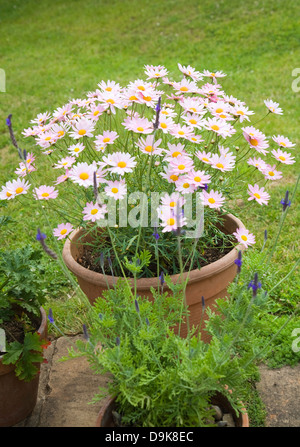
<box><xmin>62</xmin><ymin>213</ymin><xmax>246</xmax><ymax>290</ymax></box>
<box><xmin>95</xmin><ymin>393</ymin><xmax>249</xmax><ymax>427</ymax></box>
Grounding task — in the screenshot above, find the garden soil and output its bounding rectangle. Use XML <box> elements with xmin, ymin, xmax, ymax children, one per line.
<box><xmin>14</xmin><ymin>335</ymin><xmax>299</xmax><ymax>428</ymax></box>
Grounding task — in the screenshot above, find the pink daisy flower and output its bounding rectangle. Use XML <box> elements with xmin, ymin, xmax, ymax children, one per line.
<box><xmin>164</xmin><ymin>143</ymin><xmax>187</xmax><ymax>160</ymax></box>
<box><xmin>160</xmin><ymin>192</ymin><xmax>186</xmax><ymax>210</ymax></box>
<box><xmin>69</xmin><ymin>162</ymin><xmax>96</xmax><ymax>187</ymax></box>
<box><xmin>177</xmin><ymin>63</ymin><xmax>203</xmax><ymax>81</ymax></box>
<box><xmin>86</xmin><ymin>104</ymin><xmax>106</xmax><ymax>121</ymax></box>
<box><xmin>83</xmin><ymin>201</ymin><xmax>107</xmax><ymax>222</ymax></box>
<box><xmin>95</xmin><ymin>131</ymin><xmax>119</xmax><ymax>147</ymax></box>
<box><xmin>175</xmin><ymin>177</ymin><xmax>198</xmax><ymax>194</ymax></box>
<box><xmin>202</xmin><ymin>189</ymin><xmax>225</xmax><ymax>209</ymax></box>
<box><xmin>5</xmin><ymin>178</ymin><xmax>30</xmax><ymax>197</ymax></box>
<box><xmin>34</xmin><ymin>185</ymin><xmax>58</xmax><ymax>200</ymax></box>
<box><xmin>144</xmin><ymin>64</ymin><xmax>168</xmax><ymax>80</ymax></box>
<box><xmin>96</xmin><ymin>90</ymin><xmax>125</xmax><ymax>114</ymax></box>
<box><xmin>261</xmin><ymin>164</ymin><xmax>283</xmax><ymax>180</ymax></box>
<box><xmin>247</xmin><ymin>157</ymin><xmax>268</xmax><ymax>171</ymax></box>
<box><xmin>204</xmin><ymin>117</ymin><xmax>233</xmax><ymax>138</ymax></box>
<box><xmin>122</xmin><ymin>116</ymin><xmax>153</xmax><ymax>134</ymax></box>
<box><xmin>247</xmin><ymin>184</ymin><xmax>270</xmax><ymax>205</ymax></box>
<box><xmin>172</xmin><ymin>78</ymin><xmax>199</xmax><ymax>95</ymax></box>
<box><xmin>31</xmin><ymin>112</ymin><xmax>51</xmax><ymax>125</ymax></box>
<box><xmin>53</xmin><ymin>104</ymin><xmax>73</xmax><ymax>121</ymax></box>
<box><xmin>69</xmin><ymin>118</ymin><xmax>95</xmax><ymax>139</ymax></box>
<box><xmin>136</xmin><ymin>135</ymin><xmax>164</xmax><ymax>155</ymax></box>
<box><xmin>54</xmin><ymin>156</ymin><xmax>76</xmax><ymax>169</ymax></box>
<box><xmin>168</xmin><ymin>155</ymin><xmax>194</xmax><ymax>175</ymax></box>
<box><xmin>169</xmin><ymin>124</ymin><xmax>195</xmax><ymax>140</ymax></box>
<box><xmin>231</xmin><ymin>105</ymin><xmax>254</xmax><ymax>122</ymax></box>
<box><xmin>210</xmin><ymin>153</ymin><xmax>235</xmax><ymax>172</ymax></box>
<box><xmin>104</xmin><ymin>180</ymin><xmax>127</xmax><ymax>200</ymax></box>
<box><xmin>233</xmin><ymin>228</ymin><xmax>256</xmax><ymax>248</ymax></box>
<box><xmin>264</xmin><ymin>99</ymin><xmax>283</xmax><ymax>115</ymax></box>
<box><xmin>160</xmin><ymin>167</ymin><xmax>180</xmax><ymax>184</ymax></box>
<box><xmin>35</xmin><ymin>131</ymin><xmax>56</xmax><ymax>148</ymax></box>
<box><xmin>15</xmin><ymin>162</ymin><xmax>36</xmax><ymax>177</ymax></box>
<box><xmin>182</xmin><ymin>113</ymin><xmax>204</xmax><ymax>129</ymax></box>
<box><xmin>179</xmin><ymin>97</ymin><xmax>205</xmax><ymax>115</ymax></box>
<box><xmin>54</xmin><ymin>170</ymin><xmax>70</xmax><ymax>185</ymax></box>
<box><xmin>159</xmin><ymin>208</ymin><xmax>186</xmax><ymax>233</ymax></box>
<box><xmin>201</xmin><ymin>70</ymin><xmax>227</xmax><ymax>80</ymax></box>
<box><xmin>195</xmin><ymin>150</ymin><xmax>212</xmax><ymax>165</ymax></box>
<box><xmin>272</xmin><ymin>135</ymin><xmax>295</xmax><ymax>149</ymax></box>
<box><xmin>157</xmin><ymin>116</ymin><xmax>176</xmax><ymax>134</ymax></box>
<box><xmin>53</xmin><ymin>223</ymin><xmax>74</xmax><ymax>240</ymax></box>
<box><xmin>242</xmin><ymin>126</ymin><xmax>269</xmax><ymax>155</ymax></box>
<box><xmin>271</xmin><ymin>149</ymin><xmax>295</xmax><ymax>165</ymax></box>
<box><xmin>102</xmin><ymin>152</ymin><xmax>136</xmax><ymax>176</ymax></box>
<box><xmin>187</xmin><ymin>169</ymin><xmax>211</xmax><ymax>188</ymax></box>
<box><xmin>67</xmin><ymin>143</ymin><xmax>85</xmax><ymax>157</ymax></box>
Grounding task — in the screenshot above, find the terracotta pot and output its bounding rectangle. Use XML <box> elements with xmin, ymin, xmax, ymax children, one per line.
<box><xmin>0</xmin><ymin>307</ymin><xmax>48</xmax><ymax>427</ymax></box>
<box><xmin>62</xmin><ymin>213</ymin><xmax>245</xmax><ymax>341</ymax></box>
<box><xmin>95</xmin><ymin>393</ymin><xmax>249</xmax><ymax>427</ymax></box>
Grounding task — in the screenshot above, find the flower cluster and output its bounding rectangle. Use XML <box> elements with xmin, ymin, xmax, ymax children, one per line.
<box><xmin>1</xmin><ymin>64</ymin><xmax>296</xmax><ymax>252</ymax></box>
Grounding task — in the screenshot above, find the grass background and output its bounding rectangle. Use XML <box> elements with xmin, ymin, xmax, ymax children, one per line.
<box><xmin>0</xmin><ymin>0</ymin><xmax>299</xmax><ymax>425</ymax></box>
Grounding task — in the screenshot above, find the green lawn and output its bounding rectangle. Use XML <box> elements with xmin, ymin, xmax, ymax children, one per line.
<box><xmin>0</xmin><ymin>0</ymin><xmax>299</xmax><ymax>418</ymax></box>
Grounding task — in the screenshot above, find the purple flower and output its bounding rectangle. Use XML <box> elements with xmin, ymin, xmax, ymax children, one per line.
<box><xmin>153</xmin><ymin>96</ymin><xmax>161</xmax><ymax>130</ymax></box>
<box><xmin>280</xmin><ymin>190</ymin><xmax>291</xmax><ymax>211</ymax></box>
<box><xmin>201</xmin><ymin>296</ymin><xmax>205</xmax><ymax>309</ymax></box>
<box><xmin>83</xmin><ymin>324</ymin><xmax>89</xmax><ymax>341</ymax></box>
<box><xmin>48</xmin><ymin>308</ymin><xmax>54</xmax><ymax>324</ymax></box>
<box><xmin>234</xmin><ymin>250</ymin><xmax>242</xmax><ymax>273</ymax></box>
<box><xmin>116</xmin><ymin>337</ymin><xmax>120</xmax><ymax>346</ymax></box>
<box><xmin>36</xmin><ymin>228</ymin><xmax>47</xmax><ymax>241</ymax></box>
<box><xmin>248</xmin><ymin>273</ymin><xmax>261</xmax><ymax>297</ymax></box>
<box><xmin>135</xmin><ymin>299</ymin><xmax>140</xmax><ymax>313</ymax></box>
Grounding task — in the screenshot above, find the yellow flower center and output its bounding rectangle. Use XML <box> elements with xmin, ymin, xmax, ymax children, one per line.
<box><xmin>219</xmin><ymin>114</ymin><xmax>227</xmax><ymax>119</ymax></box>
<box><xmin>202</xmin><ymin>157</ymin><xmax>209</xmax><ymax>162</ymax></box>
<box><xmin>254</xmin><ymin>193</ymin><xmax>261</xmax><ymax>199</ymax></box>
<box><xmin>189</xmin><ymin>119</ymin><xmax>197</xmax><ymax>125</ymax></box>
<box><xmin>137</xmin><ymin>127</ymin><xmax>144</xmax><ymax>132</ymax></box>
<box><xmin>278</xmin><ymin>156</ymin><xmax>286</xmax><ymax>161</ymax></box>
<box><xmin>170</xmin><ymin>174</ymin><xmax>179</xmax><ymax>181</ymax></box>
<box><xmin>280</xmin><ymin>142</ymin><xmax>286</xmax><ymax>146</ymax></box>
<box><xmin>118</xmin><ymin>161</ymin><xmax>127</xmax><ymax>168</ymax></box>
<box><xmin>129</xmin><ymin>95</ymin><xmax>138</xmax><ymax>101</ymax></box>
<box><xmin>172</xmin><ymin>151</ymin><xmax>181</xmax><ymax>157</ymax></box>
<box><xmin>160</xmin><ymin>122</ymin><xmax>167</xmax><ymax>129</ymax></box>
<box><xmin>106</xmin><ymin>98</ymin><xmax>115</xmax><ymax>104</ymax></box>
<box><xmin>105</xmin><ymin>87</ymin><xmax>112</xmax><ymax>91</ymax></box>
<box><xmin>190</xmin><ymin>107</ymin><xmax>197</xmax><ymax>112</ymax></box>
<box><xmin>178</xmin><ymin>131</ymin><xmax>185</xmax><ymax>135</ymax></box>
<box><xmin>241</xmin><ymin>235</ymin><xmax>248</xmax><ymax>241</ymax></box>
<box><xmin>268</xmin><ymin>171</ymin><xmax>275</xmax><ymax>176</ymax></box>
<box><xmin>79</xmin><ymin>172</ymin><xmax>89</xmax><ymax>180</ymax></box>
<box><xmin>236</xmin><ymin>110</ymin><xmax>244</xmax><ymax>115</ymax></box>
<box><xmin>103</xmin><ymin>137</ymin><xmax>111</xmax><ymax>143</ymax></box>
<box><xmin>178</xmin><ymin>164</ymin><xmax>185</xmax><ymax>170</ymax></box>
<box><xmin>216</xmin><ymin>163</ymin><xmax>224</xmax><ymax>169</ymax></box>
<box><xmin>194</xmin><ymin>176</ymin><xmax>201</xmax><ymax>182</ymax></box>
<box><xmin>15</xmin><ymin>187</ymin><xmax>24</xmax><ymax>194</ymax></box>
<box><xmin>57</xmin><ymin>130</ymin><xmax>64</xmax><ymax>137</ymax></box>
<box><xmin>74</xmin><ymin>147</ymin><xmax>80</xmax><ymax>152</ymax></box>
<box><xmin>183</xmin><ymin>183</ymin><xmax>190</xmax><ymax>188</ymax></box>
<box><xmin>41</xmin><ymin>192</ymin><xmax>49</xmax><ymax>197</ymax></box>
<box><xmin>91</xmin><ymin>208</ymin><xmax>98</xmax><ymax>215</ymax></box>
<box><xmin>6</xmin><ymin>191</ymin><xmax>12</xmax><ymax>197</ymax></box>
<box><xmin>45</xmin><ymin>136</ymin><xmax>52</xmax><ymax>141</ymax></box>
<box><xmin>138</xmin><ymin>85</ymin><xmax>145</xmax><ymax>91</ymax></box>
<box><xmin>60</xmin><ymin>229</ymin><xmax>67</xmax><ymax>235</ymax></box>
<box><xmin>215</xmin><ymin>108</ymin><xmax>223</xmax><ymax>114</ymax></box>
<box><xmin>167</xmin><ymin>218</ymin><xmax>175</xmax><ymax>225</ymax></box>
<box><xmin>180</xmin><ymin>86</ymin><xmax>188</xmax><ymax>92</ymax></box>
<box><xmin>144</xmin><ymin>145</ymin><xmax>153</xmax><ymax>152</ymax></box>
<box><xmin>143</xmin><ymin>96</ymin><xmax>152</xmax><ymax>102</ymax></box>
<box><xmin>78</xmin><ymin>129</ymin><xmax>86</xmax><ymax>136</ymax></box>
<box><xmin>250</xmin><ymin>138</ymin><xmax>258</xmax><ymax>146</ymax></box>
<box><xmin>211</xmin><ymin>125</ymin><xmax>219</xmax><ymax>131</ymax></box>
<box><xmin>208</xmin><ymin>197</ymin><xmax>215</xmax><ymax>204</ymax></box>
<box><xmin>93</xmin><ymin>111</ymin><xmax>100</xmax><ymax>116</ymax></box>
<box><xmin>169</xmin><ymin>201</ymin><xmax>175</xmax><ymax>207</ymax></box>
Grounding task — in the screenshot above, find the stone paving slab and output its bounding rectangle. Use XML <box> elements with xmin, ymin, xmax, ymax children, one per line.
<box><xmin>15</xmin><ymin>336</ymin><xmax>300</xmax><ymax>428</ymax></box>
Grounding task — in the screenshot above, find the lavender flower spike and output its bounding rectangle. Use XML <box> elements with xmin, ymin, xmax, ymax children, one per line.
<box><xmin>280</xmin><ymin>190</ymin><xmax>291</xmax><ymax>212</ymax></box>
<box><xmin>234</xmin><ymin>250</ymin><xmax>242</xmax><ymax>273</ymax></box>
<box><xmin>36</xmin><ymin>228</ymin><xmax>58</xmax><ymax>260</ymax></box>
<box><xmin>248</xmin><ymin>272</ymin><xmax>262</xmax><ymax>297</ymax></box>
<box><xmin>48</xmin><ymin>308</ymin><xmax>54</xmax><ymax>324</ymax></box>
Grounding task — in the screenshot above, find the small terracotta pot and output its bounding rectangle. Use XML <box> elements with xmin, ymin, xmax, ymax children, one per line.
<box><xmin>0</xmin><ymin>307</ymin><xmax>48</xmax><ymax>427</ymax></box>
<box><xmin>95</xmin><ymin>393</ymin><xmax>249</xmax><ymax>427</ymax></box>
<box><xmin>62</xmin><ymin>213</ymin><xmax>245</xmax><ymax>341</ymax></box>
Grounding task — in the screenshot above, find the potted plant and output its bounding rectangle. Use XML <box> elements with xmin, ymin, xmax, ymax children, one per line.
<box><xmin>1</xmin><ymin>64</ymin><xmax>295</xmax><ymax>339</ymax></box>
<box><xmin>0</xmin><ymin>234</ymin><xmax>50</xmax><ymax>427</ymax></box>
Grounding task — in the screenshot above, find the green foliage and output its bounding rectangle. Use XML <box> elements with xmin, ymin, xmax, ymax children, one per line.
<box><xmin>2</xmin><ymin>332</ymin><xmax>44</xmax><ymax>382</ymax></box>
<box><xmin>0</xmin><ymin>244</ymin><xmax>47</xmax><ymax>382</ymax></box>
<box><xmin>64</xmin><ymin>277</ymin><xmax>278</xmax><ymax>427</ymax></box>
